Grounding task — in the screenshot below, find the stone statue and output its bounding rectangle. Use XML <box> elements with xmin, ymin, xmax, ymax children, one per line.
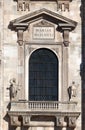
<box><xmin>68</xmin><ymin>81</ymin><xmax>77</xmax><ymax>101</ymax></box>
<box><xmin>7</xmin><ymin>78</ymin><xmax>20</xmax><ymax>101</ymax></box>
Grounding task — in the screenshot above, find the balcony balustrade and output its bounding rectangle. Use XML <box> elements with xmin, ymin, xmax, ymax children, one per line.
<box><xmin>10</xmin><ymin>100</ymin><xmax>77</xmax><ymax>112</ymax></box>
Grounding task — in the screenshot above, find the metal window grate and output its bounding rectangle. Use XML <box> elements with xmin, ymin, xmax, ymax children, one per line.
<box><xmin>29</xmin><ymin>48</ymin><xmax>58</xmax><ymax>101</ymax></box>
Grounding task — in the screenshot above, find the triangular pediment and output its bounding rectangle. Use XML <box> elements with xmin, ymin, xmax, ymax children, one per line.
<box><xmin>9</xmin><ymin>8</ymin><xmax>77</xmax><ymax>31</ymax></box>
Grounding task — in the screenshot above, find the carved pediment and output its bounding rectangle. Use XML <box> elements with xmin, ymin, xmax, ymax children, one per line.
<box><xmin>9</xmin><ymin>8</ymin><xmax>77</xmax><ymax>31</ymax></box>
<box><xmin>9</xmin><ymin>8</ymin><xmax>77</xmax><ymax>46</ymax></box>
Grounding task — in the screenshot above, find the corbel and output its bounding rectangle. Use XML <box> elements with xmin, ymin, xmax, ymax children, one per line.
<box><xmin>63</xmin><ymin>29</ymin><xmax>70</xmax><ymax>47</ymax></box>
<box><xmin>15</xmin><ymin>25</ymin><xmax>27</xmax><ymax>46</ymax></box>
<box><xmin>68</xmin><ymin>116</ymin><xmax>76</xmax><ymax>128</ymax></box>
<box><xmin>17</xmin><ymin>29</ymin><xmax>24</xmax><ymax>46</ymax></box>
<box><xmin>10</xmin><ymin>116</ymin><xmax>21</xmax><ymax>126</ymax></box>
<box><xmin>56</xmin><ymin>116</ymin><xmax>64</xmax><ymax>127</ymax></box>
<box><xmin>23</xmin><ymin>115</ymin><xmax>31</xmax><ymax>126</ymax></box>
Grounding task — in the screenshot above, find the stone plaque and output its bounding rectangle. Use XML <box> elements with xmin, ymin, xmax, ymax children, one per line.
<box><xmin>33</xmin><ymin>27</ymin><xmax>55</xmax><ymax>40</ymax></box>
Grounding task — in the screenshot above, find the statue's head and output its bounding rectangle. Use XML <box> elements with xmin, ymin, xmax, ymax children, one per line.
<box><xmin>10</xmin><ymin>78</ymin><xmax>16</xmax><ymax>84</ymax></box>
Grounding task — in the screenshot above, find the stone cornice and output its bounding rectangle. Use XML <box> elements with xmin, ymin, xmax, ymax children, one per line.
<box><xmin>9</xmin><ymin>8</ymin><xmax>77</xmax><ymax>30</ymax></box>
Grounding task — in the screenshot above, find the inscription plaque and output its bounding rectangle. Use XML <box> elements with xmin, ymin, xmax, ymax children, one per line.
<box><xmin>33</xmin><ymin>27</ymin><xmax>54</xmax><ymax>39</ymax></box>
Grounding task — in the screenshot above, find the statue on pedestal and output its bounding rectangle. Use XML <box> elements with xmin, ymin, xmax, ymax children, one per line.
<box><xmin>68</xmin><ymin>81</ymin><xmax>77</xmax><ymax>101</ymax></box>
<box><xmin>7</xmin><ymin>78</ymin><xmax>20</xmax><ymax>101</ymax></box>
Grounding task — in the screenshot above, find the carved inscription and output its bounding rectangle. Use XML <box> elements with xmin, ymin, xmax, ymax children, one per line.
<box><xmin>33</xmin><ymin>27</ymin><xmax>54</xmax><ymax>40</ymax></box>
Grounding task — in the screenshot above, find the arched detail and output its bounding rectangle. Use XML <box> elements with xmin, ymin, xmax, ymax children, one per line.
<box><xmin>29</xmin><ymin>48</ymin><xmax>59</xmax><ymax>101</ymax></box>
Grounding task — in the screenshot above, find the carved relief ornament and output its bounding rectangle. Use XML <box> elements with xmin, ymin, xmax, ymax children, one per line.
<box><xmin>57</xmin><ymin>0</ymin><xmax>72</xmax><ymax>11</ymax></box>
<box><xmin>14</xmin><ymin>0</ymin><xmax>72</xmax><ymax>12</ymax></box>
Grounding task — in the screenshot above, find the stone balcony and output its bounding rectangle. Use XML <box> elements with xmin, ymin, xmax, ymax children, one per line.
<box><xmin>8</xmin><ymin>100</ymin><xmax>80</xmax><ymax>127</ymax></box>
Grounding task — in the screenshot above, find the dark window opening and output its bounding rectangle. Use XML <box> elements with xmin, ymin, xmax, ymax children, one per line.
<box><xmin>29</xmin><ymin>48</ymin><xmax>58</xmax><ymax>101</ymax></box>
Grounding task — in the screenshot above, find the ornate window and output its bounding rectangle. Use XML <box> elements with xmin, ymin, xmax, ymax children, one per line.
<box><xmin>29</xmin><ymin>48</ymin><xmax>58</xmax><ymax>101</ymax></box>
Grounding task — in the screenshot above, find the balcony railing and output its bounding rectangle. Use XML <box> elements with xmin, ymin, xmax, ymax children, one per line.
<box><xmin>28</xmin><ymin>101</ymin><xmax>77</xmax><ymax>111</ymax></box>
<box><xmin>10</xmin><ymin>100</ymin><xmax>78</xmax><ymax>112</ymax></box>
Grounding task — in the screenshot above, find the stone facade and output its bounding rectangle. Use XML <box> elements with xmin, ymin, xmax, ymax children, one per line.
<box><xmin>0</xmin><ymin>0</ymin><xmax>81</xmax><ymax>130</ymax></box>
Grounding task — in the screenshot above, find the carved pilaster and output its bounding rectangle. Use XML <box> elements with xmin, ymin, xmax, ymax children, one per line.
<box><xmin>18</xmin><ymin>45</ymin><xmax>25</xmax><ymax>100</ymax></box>
<box><xmin>62</xmin><ymin>45</ymin><xmax>69</xmax><ymax>101</ymax></box>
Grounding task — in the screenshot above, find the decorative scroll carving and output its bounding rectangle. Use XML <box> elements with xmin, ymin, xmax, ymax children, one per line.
<box><xmin>17</xmin><ymin>0</ymin><xmax>30</xmax><ymax>11</ymax></box>
<box><xmin>33</xmin><ymin>20</ymin><xmax>54</xmax><ymax>27</ymax></box>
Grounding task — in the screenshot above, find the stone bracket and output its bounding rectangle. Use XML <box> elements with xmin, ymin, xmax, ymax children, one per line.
<box><xmin>17</xmin><ymin>30</ymin><xmax>24</xmax><ymax>46</ymax></box>
<box><xmin>68</xmin><ymin>116</ymin><xmax>76</xmax><ymax>128</ymax></box>
<box><xmin>63</xmin><ymin>29</ymin><xmax>69</xmax><ymax>47</ymax></box>
<box><xmin>56</xmin><ymin>116</ymin><xmax>64</xmax><ymax>127</ymax></box>
<box><xmin>14</xmin><ymin>26</ymin><xmax>28</xmax><ymax>46</ymax></box>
